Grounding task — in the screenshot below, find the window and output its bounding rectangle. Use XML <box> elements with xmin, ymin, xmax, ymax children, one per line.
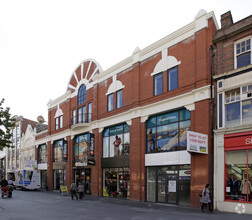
<box><xmin>154</xmin><ymin>73</ymin><xmax>163</xmax><ymax>96</ymax></box>
<box><xmin>168</xmin><ymin>66</ymin><xmax>178</xmax><ymax>91</ymax></box>
<box><xmin>59</xmin><ymin>115</ymin><xmax>63</xmax><ymax>128</ymax></box>
<box><xmin>103</xmin><ymin>124</ymin><xmax>130</xmax><ymax>158</ymax></box>
<box><xmin>55</xmin><ymin>118</ymin><xmax>59</xmax><ymax>130</ymax></box>
<box><xmin>225</xmin><ymin>149</ymin><xmax>252</xmax><ymax>203</ymax></box>
<box><xmin>38</xmin><ymin>144</ymin><xmax>47</xmax><ymax>163</ymax></box>
<box><xmin>116</xmin><ymin>90</ymin><xmax>123</xmax><ymax>109</ymax></box>
<box><xmin>236</xmin><ymin>38</ymin><xmax>251</xmax><ymax>68</ymax></box>
<box><xmin>78</xmin><ymin>85</ymin><xmax>87</xmax><ymax>105</ymax></box>
<box><xmin>88</xmin><ymin>103</ymin><xmax>92</xmax><ymax>123</ymax></box>
<box><xmin>53</xmin><ymin>140</ymin><xmax>65</xmax><ymax>162</ymax></box>
<box><xmin>74</xmin><ymin>133</ymin><xmax>94</xmax><ymax>162</ymax></box>
<box><xmin>224</xmin><ymin>85</ymin><xmax>252</xmax><ymax>128</ymax></box>
<box><xmin>146</xmin><ymin>109</ymin><xmax>191</xmax><ymax>153</ymax></box>
<box><xmin>108</xmin><ymin>94</ymin><xmax>114</xmax><ymax>112</ymax></box>
<box><xmin>78</xmin><ymin>106</ymin><xmax>86</xmax><ymax>123</ymax></box>
<box><xmin>72</xmin><ymin>110</ymin><xmax>76</xmax><ymax>125</ymax></box>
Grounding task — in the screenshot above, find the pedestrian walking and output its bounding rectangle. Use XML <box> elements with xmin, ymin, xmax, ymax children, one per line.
<box><xmin>70</xmin><ymin>181</ymin><xmax>78</xmax><ymax>200</ymax></box>
<box><xmin>200</xmin><ymin>184</ymin><xmax>212</xmax><ymax>212</ymax></box>
<box><xmin>78</xmin><ymin>183</ymin><xmax>84</xmax><ymax>200</ymax></box>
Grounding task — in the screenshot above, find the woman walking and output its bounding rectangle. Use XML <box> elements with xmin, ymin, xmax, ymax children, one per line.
<box><xmin>200</xmin><ymin>184</ymin><xmax>213</xmax><ymax>212</ymax></box>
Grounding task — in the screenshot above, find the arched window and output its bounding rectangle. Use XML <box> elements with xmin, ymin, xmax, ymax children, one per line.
<box><xmin>78</xmin><ymin>84</ymin><xmax>86</xmax><ymax>105</ymax></box>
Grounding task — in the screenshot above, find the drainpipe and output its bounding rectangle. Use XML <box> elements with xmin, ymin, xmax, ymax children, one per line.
<box><xmin>209</xmin><ymin>45</ymin><xmax>214</xmax><ymax>205</ymax></box>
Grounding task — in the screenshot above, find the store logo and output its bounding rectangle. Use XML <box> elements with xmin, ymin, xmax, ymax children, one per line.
<box><xmin>235</xmin><ymin>203</ymin><xmax>246</xmax><ymax>214</ymax></box>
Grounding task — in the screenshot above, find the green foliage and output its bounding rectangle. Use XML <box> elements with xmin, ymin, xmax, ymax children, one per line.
<box><xmin>0</xmin><ymin>99</ymin><xmax>15</xmax><ymax>150</ymax></box>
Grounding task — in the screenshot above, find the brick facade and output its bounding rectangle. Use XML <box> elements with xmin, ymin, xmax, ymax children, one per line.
<box><xmin>35</xmin><ymin>10</ymin><xmax>217</xmax><ymax>208</ymax></box>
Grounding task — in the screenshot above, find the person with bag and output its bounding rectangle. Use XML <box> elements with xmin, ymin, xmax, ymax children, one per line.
<box><xmin>70</xmin><ymin>181</ymin><xmax>78</xmax><ymax>200</ymax></box>
<box><xmin>200</xmin><ymin>184</ymin><xmax>212</xmax><ymax>212</ymax></box>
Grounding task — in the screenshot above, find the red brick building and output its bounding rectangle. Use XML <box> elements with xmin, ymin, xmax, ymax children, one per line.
<box><xmin>35</xmin><ymin>9</ymin><xmax>218</xmax><ymax>207</ymax></box>
<box><xmin>213</xmin><ymin>11</ymin><xmax>252</xmax><ymax>213</ymax></box>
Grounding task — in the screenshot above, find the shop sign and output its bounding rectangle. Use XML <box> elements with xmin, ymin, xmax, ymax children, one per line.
<box><xmin>25</xmin><ymin>160</ymin><xmax>37</xmax><ymax>168</ymax></box>
<box><xmin>157</xmin><ymin>112</ymin><xmax>178</xmax><ymax>126</ymax></box>
<box><xmin>75</xmin><ymin>162</ymin><xmax>88</xmax><ymax>167</ymax></box>
<box><xmin>187</xmin><ymin>131</ymin><xmax>208</xmax><ymax>154</ymax></box>
<box><xmin>110</xmin><ymin>125</ymin><xmax>123</xmax><ymax>136</ymax></box>
<box><xmin>225</xmin><ymin>131</ymin><xmax>252</xmax><ymax>148</ymax></box>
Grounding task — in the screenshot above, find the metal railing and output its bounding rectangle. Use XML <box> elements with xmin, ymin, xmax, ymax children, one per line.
<box><xmin>71</xmin><ymin>113</ymin><xmax>92</xmax><ymax>125</ymax></box>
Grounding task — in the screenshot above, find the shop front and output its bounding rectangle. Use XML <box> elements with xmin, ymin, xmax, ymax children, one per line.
<box><xmin>224</xmin><ymin>132</ymin><xmax>252</xmax><ymax>203</ymax></box>
<box><xmin>102</xmin><ymin>123</ymin><xmax>130</xmax><ymax>199</ymax></box>
<box><xmin>38</xmin><ymin>144</ymin><xmax>47</xmax><ymax>190</ymax></box>
<box><xmin>73</xmin><ymin>132</ymin><xmax>95</xmax><ymax>194</ymax></box>
<box><xmin>53</xmin><ymin>139</ymin><xmax>67</xmax><ymax>190</ymax></box>
<box><xmin>145</xmin><ymin>109</ymin><xmax>191</xmax><ymax>206</ymax></box>
<box><xmin>73</xmin><ymin>166</ymin><xmax>91</xmax><ymax>194</ymax></box>
<box><xmin>146</xmin><ymin>165</ymin><xmax>191</xmax><ymax>206</ymax></box>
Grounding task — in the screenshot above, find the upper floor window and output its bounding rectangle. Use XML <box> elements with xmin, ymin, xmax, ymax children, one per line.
<box><xmin>154</xmin><ymin>73</ymin><xmax>163</xmax><ymax>96</ymax></box>
<box><xmin>55</xmin><ymin>118</ymin><xmax>59</xmax><ymax>130</ymax></box>
<box><xmin>224</xmin><ymin>84</ymin><xmax>252</xmax><ymax>128</ymax></box>
<box><xmin>88</xmin><ymin>103</ymin><xmax>92</xmax><ymax>122</ymax></box>
<box><xmin>236</xmin><ymin>38</ymin><xmax>251</xmax><ymax>69</ymax></box>
<box><xmin>55</xmin><ymin>116</ymin><xmax>63</xmax><ymax>130</ymax></box>
<box><xmin>116</xmin><ymin>90</ymin><xmax>123</xmax><ymax>109</ymax></box>
<box><xmin>108</xmin><ymin>94</ymin><xmax>114</xmax><ymax>112</ymax></box>
<box><xmin>78</xmin><ymin>84</ymin><xmax>86</xmax><ymax>105</ymax></box>
<box><xmin>168</xmin><ymin>66</ymin><xmax>178</xmax><ymax>91</ymax></box>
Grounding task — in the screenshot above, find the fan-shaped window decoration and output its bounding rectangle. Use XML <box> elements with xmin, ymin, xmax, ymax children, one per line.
<box><xmin>78</xmin><ymin>84</ymin><xmax>86</xmax><ymax>105</ymax></box>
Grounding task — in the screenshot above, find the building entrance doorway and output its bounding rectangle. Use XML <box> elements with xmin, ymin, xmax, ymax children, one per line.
<box><xmin>74</xmin><ymin>169</ymin><xmax>91</xmax><ymax>195</ymax></box>
<box><xmin>158</xmin><ymin>174</ymin><xmax>177</xmax><ymax>204</ymax></box>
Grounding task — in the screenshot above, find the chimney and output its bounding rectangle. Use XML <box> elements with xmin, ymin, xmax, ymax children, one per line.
<box><xmin>221</xmin><ymin>11</ymin><xmax>233</xmax><ymax>29</ymax></box>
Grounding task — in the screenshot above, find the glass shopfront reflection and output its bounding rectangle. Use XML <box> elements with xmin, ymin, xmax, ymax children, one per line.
<box><xmin>147</xmin><ymin>165</ymin><xmax>190</xmax><ymax>206</ymax></box>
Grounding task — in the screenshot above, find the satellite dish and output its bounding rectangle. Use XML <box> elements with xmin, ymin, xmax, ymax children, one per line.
<box><xmin>37</xmin><ymin>115</ymin><xmax>45</xmax><ymax>123</ymax></box>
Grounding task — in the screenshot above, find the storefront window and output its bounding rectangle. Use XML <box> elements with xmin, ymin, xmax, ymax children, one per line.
<box><xmin>103</xmin><ymin>168</ymin><xmax>130</xmax><ymax>199</ymax></box>
<box><xmin>146</xmin><ymin>109</ymin><xmax>191</xmax><ymax>153</ymax></box>
<box><xmin>225</xmin><ymin>150</ymin><xmax>252</xmax><ymax>202</ymax></box>
<box><xmin>74</xmin><ymin>133</ymin><xmax>94</xmax><ymax>164</ymax></box>
<box><xmin>147</xmin><ymin>167</ymin><xmax>156</xmax><ymax>202</ymax></box>
<box><xmin>38</xmin><ymin>144</ymin><xmax>47</xmax><ymax>163</ymax></box>
<box><xmin>103</xmin><ymin>124</ymin><xmax>130</xmax><ymax>158</ymax></box>
<box><xmin>53</xmin><ymin>140</ymin><xmax>64</xmax><ymax>162</ymax></box>
<box><xmin>146</xmin><ymin>165</ymin><xmax>190</xmax><ymax>205</ymax></box>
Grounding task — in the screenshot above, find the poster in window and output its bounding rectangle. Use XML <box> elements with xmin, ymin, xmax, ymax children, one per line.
<box><xmin>168</xmin><ymin>180</ymin><xmax>176</xmax><ymax>192</ymax></box>
<box><xmin>63</xmin><ymin>141</ymin><xmax>68</xmax><ymax>161</ymax></box>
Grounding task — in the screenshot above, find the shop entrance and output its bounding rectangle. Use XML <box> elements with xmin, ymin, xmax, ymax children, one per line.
<box><xmin>74</xmin><ymin>169</ymin><xmax>91</xmax><ymax>195</ymax></box>
<box><xmin>158</xmin><ymin>174</ymin><xmax>177</xmax><ymax>204</ymax></box>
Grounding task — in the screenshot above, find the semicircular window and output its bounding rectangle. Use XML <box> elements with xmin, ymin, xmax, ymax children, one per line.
<box><xmin>78</xmin><ymin>84</ymin><xmax>86</xmax><ymax>105</ymax></box>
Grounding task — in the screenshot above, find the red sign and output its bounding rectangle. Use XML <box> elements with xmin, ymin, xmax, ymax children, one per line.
<box><xmin>224</xmin><ymin>131</ymin><xmax>252</xmax><ymax>148</ymax></box>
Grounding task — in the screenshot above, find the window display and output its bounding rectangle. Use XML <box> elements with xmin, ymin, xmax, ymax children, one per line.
<box><xmin>225</xmin><ymin>149</ymin><xmax>252</xmax><ymax>202</ymax></box>
<box><xmin>103</xmin><ymin>124</ymin><xmax>130</xmax><ymax>158</ymax></box>
<box><xmin>38</xmin><ymin>144</ymin><xmax>47</xmax><ymax>163</ymax></box>
<box><xmin>146</xmin><ymin>109</ymin><xmax>191</xmax><ymax>153</ymax></box>
<box><xmin>103</xmin><ymin>168</ymin><xmax>130</xmax><ymax>199</ymax></box>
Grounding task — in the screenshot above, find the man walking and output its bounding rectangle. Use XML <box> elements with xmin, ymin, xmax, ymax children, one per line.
<box><xmin>70</xmin><ymin>181</ymin><xmax>78</xmax><ymax>200</ymax></box>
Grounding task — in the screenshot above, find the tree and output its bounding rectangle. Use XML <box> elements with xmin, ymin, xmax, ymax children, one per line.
<box><xmin>0</xmin><ymin>99</ymin><xmax>15</xmax><ymax>150</ymax></box>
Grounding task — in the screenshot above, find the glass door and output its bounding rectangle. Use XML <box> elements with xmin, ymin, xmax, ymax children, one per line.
<box><xmin>157</xmin><ymin>174</ymin><xmax>177</xmax><ymax>204</ymax></box>
<box><xmin>167</xmin><ymin>174</ymin><xmax>177</xmax><ymax>204</ymax></box>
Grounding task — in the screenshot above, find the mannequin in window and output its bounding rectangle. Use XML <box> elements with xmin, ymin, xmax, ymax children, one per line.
<box><xmin>148</xmin><ymin>129</ymin><xmax>155</xmax><ymax>152</ymax></box>
<box><xmin>113</xmin><ymin>136</ymin><xmax>121</xmax><ymax>156</ymax></box>
<box><xmin>228</xmin><ymin>176</ymin><xmax>240</xmax><ymax>200</ymax></box>
<box><xmin>240</xmin><ymin>178</ymin><xmax>252</xmax><ymax>200</ymax></box>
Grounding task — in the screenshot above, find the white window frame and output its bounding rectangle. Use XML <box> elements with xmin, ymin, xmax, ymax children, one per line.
<box><xmin>220</xmin><ymin>84</ymin><xmax>252</xmax><ymax>128</ymax></box>
<box><xmin>234</xmin><ymin>36</ymin><xmax>252</xmax><ymax>69</ymax></box>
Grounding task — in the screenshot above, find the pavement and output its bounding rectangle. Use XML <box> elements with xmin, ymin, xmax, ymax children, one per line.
<box><xmin>0</xmin><ymin>190</ymin><xmax>251</xmax><ymax>220</ymax></box>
